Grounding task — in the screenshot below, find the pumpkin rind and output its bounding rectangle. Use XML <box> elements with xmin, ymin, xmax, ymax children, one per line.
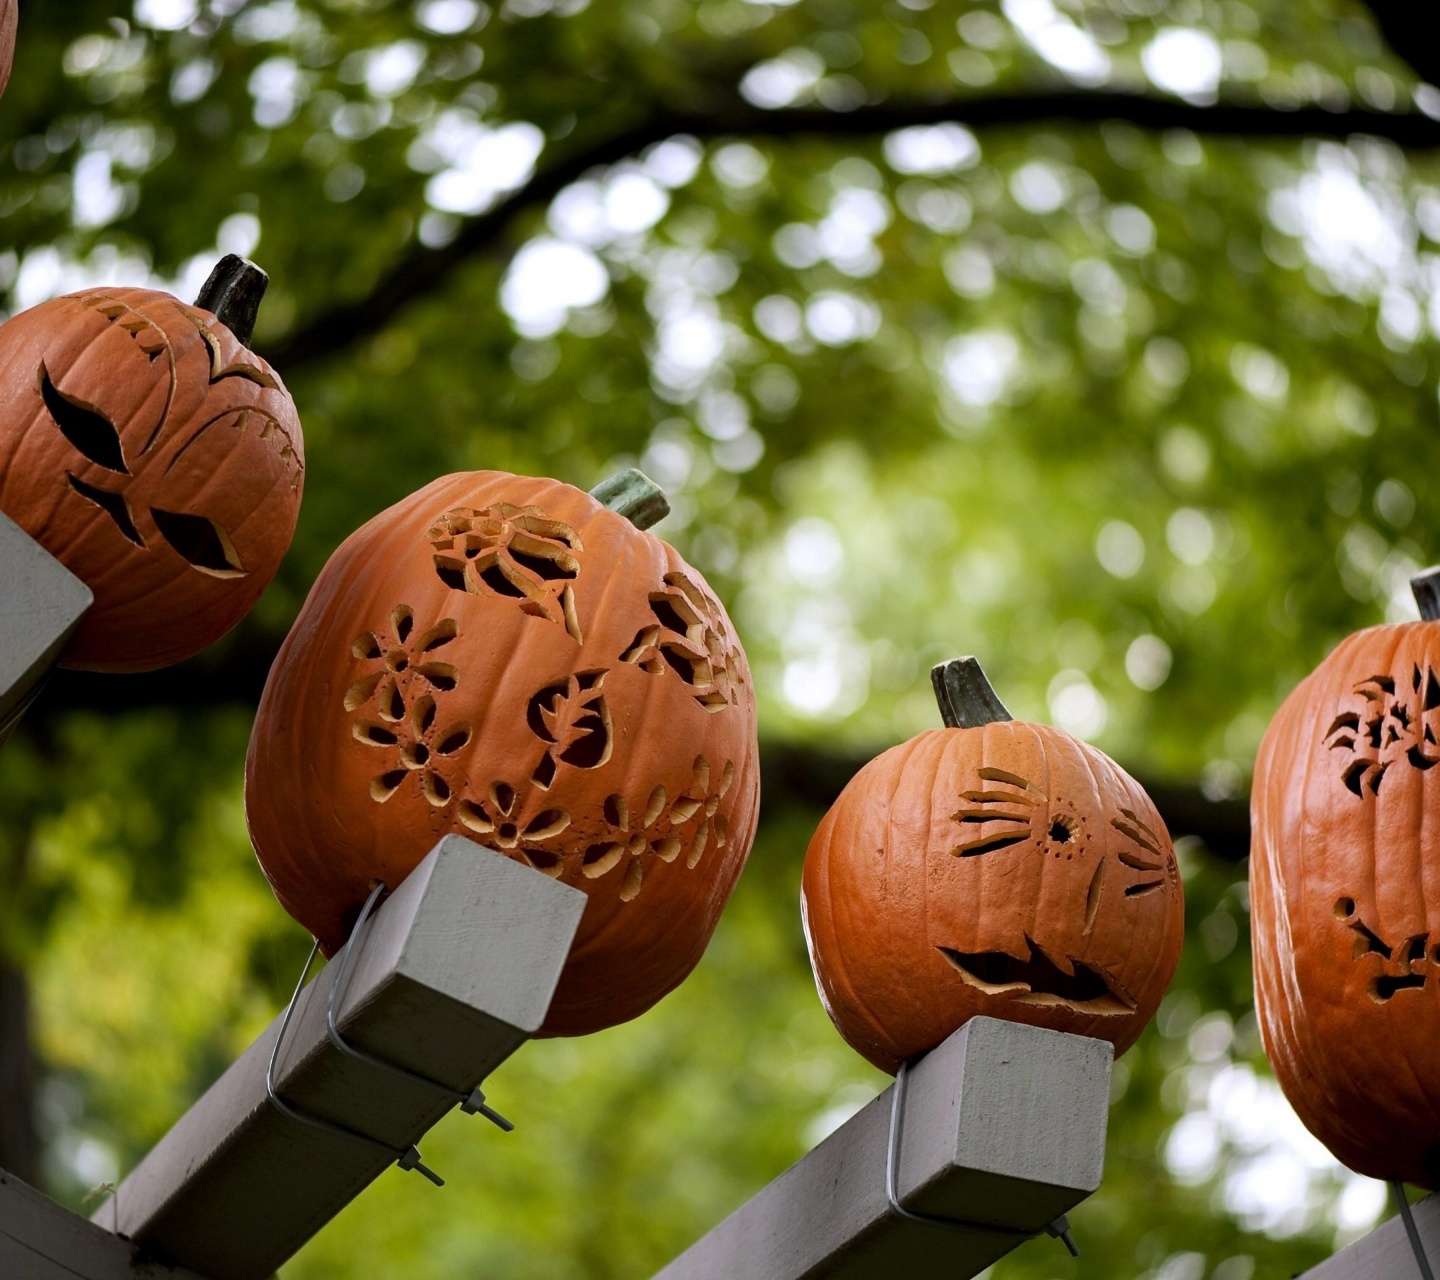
<box><xmin>0</xmin><ymin>286</ymin><xmax>305</xmax><ymax>671</ymax></box>
<box><xmin>244</xmin><ymin>470</ymin><xmax>760</xmax><ymax>1037</ymax></box>
<box><xmin>802</xmin><ymin>722</ymin><xmax>1184</xmax><ymax>1073</ymax></box>
<box><xmin>1252</xmin><ymin>622</ymin><xmax>1440</xmax><ymax>1187</ymax></box>
<box><xmin>0</xmin><ymin>1</ymin><xmax>15</xmax><ymax>100</ymax></box>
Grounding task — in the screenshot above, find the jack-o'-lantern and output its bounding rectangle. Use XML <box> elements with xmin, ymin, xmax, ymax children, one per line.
<box><xmin>245</xmin><ymin>468</ymin><xmax>760</xmax><ymax>1037</ymax></box>
<box><xmin>0</xmin><ymin>256</ymin><xmax>305</xmax><ymax>672</ymax></box>
<box><xmin>1</xmin><ymin>1</ymin><xmax>15</xmax><ymax>99</ymax></box>
<box><xmin>1252</xmin><ymin>569</ymin><xmax>1440</xmax><ymax>1187</ymax></box>
<box><xmin>802</xmin><ymin>657</ymin><xmax>1184</xmax><ymax>1074</ymax></box>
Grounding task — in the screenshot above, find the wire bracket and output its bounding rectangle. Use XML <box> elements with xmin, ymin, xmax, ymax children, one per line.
<box><xmin>265</xmin><ymin>881</ymin><xmax>513</xmax><ymax>1188</ymax></box>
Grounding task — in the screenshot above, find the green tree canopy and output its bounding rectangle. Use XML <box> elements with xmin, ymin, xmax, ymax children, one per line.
<box><xmin>2</xmin><ymin>1</ymin><xmax>1437</xmax><ymax>1276</ymax></box>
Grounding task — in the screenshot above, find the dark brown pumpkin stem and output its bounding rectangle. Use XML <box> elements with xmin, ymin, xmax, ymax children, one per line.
<box><xmin>590</xmin><ymin>468</ymin><xmax>670</xmax><ymax>530</ymax></box>
<box><xmin>194</xmin><ymin>255</ymin><xmax>268</xmax><ymax>350</ymax></box>
<box><xmin>932</xmin><ymin>657</ymin><xmax>1013</xmax><ymax>729</ymax></box>
<box><xmin>1412</xmin><ymin>567</ymin><xmax>1440</xmax><ymax>621</ymax></box>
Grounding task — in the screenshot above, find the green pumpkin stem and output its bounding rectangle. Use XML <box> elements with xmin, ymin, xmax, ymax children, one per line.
<box><xmin>1412</xmin><ymin>567</ymin><xmax>1440</xmax><ymax>622</ymax></box>
<box><xmin>590</xmin><ymin>468</ymin><xmax>670</xmax><ymax>531</ymax></box>
<box><xmin>194</xmin><ymin>255</ymin><xmax>268</xmax><ymax>350</ymax></box>
<box><xmin>931</xmin><ymin>657</ymin><xmax>1013</xmax><ymax>729</ymax></box>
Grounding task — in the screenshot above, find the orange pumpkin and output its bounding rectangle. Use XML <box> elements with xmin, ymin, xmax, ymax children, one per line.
<box><xmin>245</xmin><ymin>468</ymin><xmax>760</xmax><ymax>1037</ymax></box>
<box><xmin>1251</xmin><ymin>571</ymin><xmax>1440</xmax><ymax>1187</ymax></box>
<box><xmin>1</xmin><ymin>1</ymin><xmax>15</xmax><ymax>100</ymax></box>
<box><xmin>0</xmin><ymin>257</ymin><xmax>304</xmax><ymax>672</ymax></box>
<box><xmin>802</xmin><ymin>658</ymin><xmax>1184</xmax><ymax>1074</ymax></box>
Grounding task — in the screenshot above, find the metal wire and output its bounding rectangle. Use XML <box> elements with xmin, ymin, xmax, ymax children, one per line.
<box><xmin>1391</xmin><ymin>1181</ymin><xmax>1436</xmax><ymax>1280</ymax></box>
<box><xmin>264</xmin><ymin>911</ymin><xmax>443</xmax><ymax>1186</ymax></box>
<box><xmin>885</xmin><ymin>1058</ymin><xmax>1079</xmax><ymax>1257</ymax></box>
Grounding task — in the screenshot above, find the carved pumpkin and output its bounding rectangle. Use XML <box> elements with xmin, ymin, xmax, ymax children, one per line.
<box><xmin>1251</xmin><ymin>570</ymin><xmax>1440</xmax><ymax>1187</ymax></box>
<box><xmin>1</xmin><ymin>1</ymin><xmax>15</xmax><ymax>100</ymax></box>
<box><xmin>802</xmin><ymin>658</ymin><xmax>1184</xmax><ymax>1074</ymax></box>
<box><xmin>0</xmin><ymin>257</ymin><xmax>304</xmax><ymax>672</ymax></box>
<box><xmin>245</xmin><ymin>468</ymin><xmax>760</xmax><ymax>1036</ymax></box>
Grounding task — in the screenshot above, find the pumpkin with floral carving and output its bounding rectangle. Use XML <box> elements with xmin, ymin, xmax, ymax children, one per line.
<box><xmin>0</xmin><ymin>257</ymin><xmax>304</xmax><ymax>671</ymax></box>
<box><xmin>245</xmin><ymin>468</ymin><xmax>760</xmax><ymax>1036</ymax></box>
<box><xmin>803</xmin><ymin>658</ymin><xmax>1184</xmax><ymax>1074</ymax></box>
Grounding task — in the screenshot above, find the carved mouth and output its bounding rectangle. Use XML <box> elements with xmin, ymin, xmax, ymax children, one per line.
<box><xmin>937</xmin><ymin>937</ymin><xmax>1135</xmax><ymax>1016</ymax></box>
<box><xmin>1334</xmin><ymin>896</ymin><xmax>1434</xmax><ymax>1002</ymax></box>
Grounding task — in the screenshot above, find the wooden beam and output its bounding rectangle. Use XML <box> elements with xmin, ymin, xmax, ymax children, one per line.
<box><xmin>0</xmin><ymin>1171</ymin><xmax>201</xmax><ymax>1279</ymax></box>
<box><xmin>1300</xmin><ymin>1192</ymin><xmax>1439</xmax><ymax>1279</ymax></box>
<box><xmin>92</xmin><ymin>837</ymin><xmax>585</xmax><ymax>1280</ymax></box>
<box><xmin>651</xmin><ymin>1017</ymin><xmax>1112</xmax><ymax>1280</ymax></box>
<box><xmin>0</xmin><ymin>513</ymin><xmax>91</xmax><ymax>737</ymax></box>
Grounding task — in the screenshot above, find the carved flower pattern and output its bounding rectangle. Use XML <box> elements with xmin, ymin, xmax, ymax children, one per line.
<box><xmin>581</xmin><ymin>756</ymin><xmax>736</xmax><ymax>902</ymax></box>
<box><xmin>620</xmin><ymin>571</ymin><xmax>741</xmax><ymax>713</ymax></box>
<box><xmin>457</xmin><ymin>780</ymin><xmax>573</xmax><ymax>877</ymax></box>
<box><xmin>427</xmin><ymin>504</ymin><xmax>583</xmax><ymax>642</ymax></box>
<box><xmin>345</xmin><ymin>605</ymin><xmax>465</xmax><ymax>805</ymax></box>
<box><xmin>343</xmin><ymin>595</ymin><xmax>736</xmax><ymax>906</ymax></box>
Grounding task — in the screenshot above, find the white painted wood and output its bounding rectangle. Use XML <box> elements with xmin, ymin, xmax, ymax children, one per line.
<box><xmin>0</xmin><ymin>1171</ymin><xmax>201</xmax><ymax>1279</ymax></box>
<box><xmin>1300</xmin><ymin>1192</ymin><xmax>1439</xmax><ymax>1280</ymax></box>
<box><xmin>651</xmin><ymin>1017</ymin><xmax>1112</xmax><ymax>1280</ymax></box>
<box><xmin>92</xmin><ymin>837</ymin><xmax>585</xmax><ymax>1280</ymax></box>
<box><xmin>0</xmin><ymin>512</ymin><xmax>92</xmax><ymax>732</ymax></box>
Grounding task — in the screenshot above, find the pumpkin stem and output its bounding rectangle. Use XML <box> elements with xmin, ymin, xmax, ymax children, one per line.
<box><xmin>194</xmin><ymin>255</ymin><xmax>269</xmax><ymax>350</ymax></box>
<box><xmin>1412</xmin><ymin>567</ymin><xmax>1440</xmax><ymax>621</ymax></box>
<box><xmin>589</xmin><ymin>468</ymin><xmax>670</xmax><ymax>531</ymax></box>
<box><xmin>931</xmin><ymin>657</ymin><xmax>1013</xmax><ymax>729</ymax></box>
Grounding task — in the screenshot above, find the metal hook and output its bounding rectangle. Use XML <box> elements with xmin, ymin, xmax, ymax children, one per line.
<box><xmin>264</xmin><ymin>933</ymin><xmax>444</xmax><ymax>1185</ymax></box>
<box><xmin>263</xmin><ymin>878</ymin><xmax>514</xmax><ymax>1188</ymax></box>
<box><xmin>886</xmin><ymin>1058</ymin><xmax>1080</xmax><ymax>1257</ymax></box>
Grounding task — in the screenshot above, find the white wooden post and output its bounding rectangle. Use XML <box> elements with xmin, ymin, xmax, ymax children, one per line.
<box><xmin>1298</xmin><ymin>1193</ymin><xmax>1438</xmax><ymax>1279</ymax></box>
<box><xmin>0</xmin><ymin>511</ymin><xmax>92</xmax><ymax>738</ymax></box>
<box><xmin>85</xmin><ymin>837</ymin><xmax>584</xmax><ymax>1280</ymax></box>
<box><xmin>651</xmin><ymin>1017</ymin><xmax>1112</xmax><ymax>1280</ymax></box>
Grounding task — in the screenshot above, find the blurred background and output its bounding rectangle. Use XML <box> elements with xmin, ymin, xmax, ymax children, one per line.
<box><xmin>2</xmin><ymin>1</ymin><xmax>1437</xmax><ymax>1276</ymax></box>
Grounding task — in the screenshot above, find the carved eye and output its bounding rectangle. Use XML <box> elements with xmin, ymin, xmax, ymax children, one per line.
<box><xmin>41</xmin><ymin>365</ymin><xmax>129</xmax><ymax>473</ymax></box>
<box><xmin>150</xmin><ymin>508</ymin><xmax>246</xmax><ymax>578</ymax></box>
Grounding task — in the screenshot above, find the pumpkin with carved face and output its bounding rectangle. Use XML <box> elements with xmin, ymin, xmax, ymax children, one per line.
<box><xmin>245</xmin><ymin>468</ymin><xmax>760</xmax><ymax>1037</ymax></box>
<box><xmin>802</xmin><ymin>658</ymin><xmax>1184</xmax><ymax>1074</ymax></box>
<box><xmin>0</xmin><ymin>260</ymin><xmax>304</xmax><ymax>672</ymax></box>
<box><xmin>1251</xmin><ymin>571</ymin><xmax>1440</xmax><ymax>1187</ymax></box>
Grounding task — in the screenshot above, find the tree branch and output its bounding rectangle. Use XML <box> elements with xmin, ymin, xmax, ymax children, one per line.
<box><xmin>38</xmin><ymin>655</ymin><xmax>1250</xmax><ymax>863</ymax></box>
<box><xmin>267</xmin><ymin>88</ymin><xmax>1440</xmax><ymax>375</ymax></box>
<box><xmin>760</xmin><ymin>741</ymin><xmax>1250</xmax><ymax>865</ymax></box>
<box><xmin>1358</xmin><ymin>1</ymin><xmax>1440</xmax><ymax>90</ymax></box>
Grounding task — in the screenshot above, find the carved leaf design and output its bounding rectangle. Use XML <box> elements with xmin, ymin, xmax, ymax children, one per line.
<box><xmin>427</xmin><ymin>504</ymin><xmax>584</xmax><ymax>641</ymax></box>
<box><xmin>41</xmin><ymin>365</ymin><xmax>128</xmax><ymax>473</ymax></box>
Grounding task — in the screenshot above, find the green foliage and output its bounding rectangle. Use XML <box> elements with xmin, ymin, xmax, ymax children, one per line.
<box><xmin>1</xmin><ymin>0</ymin><xmax>1433</xmax><ymax>1275</ymax></box>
